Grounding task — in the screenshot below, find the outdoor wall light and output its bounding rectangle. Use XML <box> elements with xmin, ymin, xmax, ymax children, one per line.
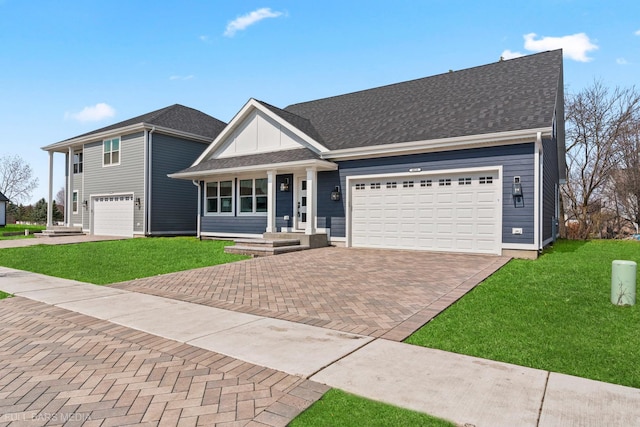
<box><xmin>512</xmin><ymin>176</ymin><xmax>524</xmax><ymax>207</ymax></box>
<box><xmin>330</xmin><ymin>186</ymin><xmax>341</xmax><ymax>201</ymax></box>
<box><xmin>82</xmin><ymin>200</ymin><xmax>88</xmax><ymax>210</ymax></box>
<box><xmin>135</xmin><ymin>197</ymin><xmax>141</xmax><ymax>208</ymax></box>
<box><xmin>280</xmin><ymin>178</ymin><xmax>290</xmax><ymax>192</ymax></box>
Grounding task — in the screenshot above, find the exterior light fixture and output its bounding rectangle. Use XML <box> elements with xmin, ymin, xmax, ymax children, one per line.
<box><xmin>135</xmin><ymin>197</ymin><xmax>141</xmax><ymax>208</ymax></box>
<box><xmin>82</xmin><ymin>200</ymin><xmax>88</xmax><ymax>210</ymax></box>
<box><xmin>330</xmin><ymin>186</ymin><xmax>341</xmax><ymax>201</ymax></box>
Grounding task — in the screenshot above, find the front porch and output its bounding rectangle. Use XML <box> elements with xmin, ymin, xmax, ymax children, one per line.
<box><xmin>223</xmin><ymin>232</ymin><xmax>329</xmax><ymax>257</ymax></box>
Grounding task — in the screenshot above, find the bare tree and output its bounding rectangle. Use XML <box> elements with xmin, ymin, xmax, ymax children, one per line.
<box><xmin>609</xmin><ymin>117</ymin><xmax>640</xmax><ymax>233</ymax></box>
<box><xmin>55</xmin><ymin>187</ymin><xmax>65</xmax><ymax>207</ymax></box>
<box><xmin>0</xmin><ymin>155</ymin><xmax>39</xmax><ymax>204</ymax></box>
<box><xmin>562</xmin><ymin>81</ymin><xmax>640</xmax><ymax>239</ymax></box>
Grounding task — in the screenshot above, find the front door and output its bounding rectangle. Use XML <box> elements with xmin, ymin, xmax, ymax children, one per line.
<box><xmin>296</xmin><ymin>178</ymin><xmax>307</xmax><ymax>230</ymax></box>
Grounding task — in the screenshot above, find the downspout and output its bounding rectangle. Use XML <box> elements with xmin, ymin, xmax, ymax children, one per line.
<box><xmin>146</xmin><ymin>127</ymin><xmax>155</xmax><ymax>235</ymax></box>
<box><xmin>193</xmin><ymin>180</ymin><xmax>201</xmax><ymax>238</ymax></box>
<box><xmin>534</xmin><ymin>131</ymin><xmax>543</xmax><ymax>251</ymax></box>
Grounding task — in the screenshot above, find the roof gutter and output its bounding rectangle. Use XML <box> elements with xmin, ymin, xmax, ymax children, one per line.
<box><xmin>168</xmin><ymin>158</ymin><xmax>338</xmax><ymax>181</ymax></box>
<box><xmin>322</xmin><ymin>127</ymin><xmax>553</xmax><ymax>161</ymax></box>
<box><xmin>41</xmin><ymin>123</ymin><xmax>213</xmax><ymax>153</ymax></box>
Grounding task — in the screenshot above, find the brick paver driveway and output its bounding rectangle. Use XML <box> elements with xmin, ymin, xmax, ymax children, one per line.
<box><xmin>0</xmin><ymin>298</ymin><xmax>326</xmax><ymax>427</ymax></box>
<box><xmin>113</xmin><ymin>247</ymin><xmax>510</xmax><ymax>341</ymax></box>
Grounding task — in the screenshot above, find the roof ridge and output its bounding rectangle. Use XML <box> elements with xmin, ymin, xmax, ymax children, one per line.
<box><xmin>286</xmin><ymin>49</ymin><xmax>562</xmax><ymax>109</ymax></box>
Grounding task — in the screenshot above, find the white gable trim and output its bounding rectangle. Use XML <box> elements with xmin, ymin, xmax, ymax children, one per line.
<box><xmin>192</xmin><ymin>99</ymin><xmax>329</xmax><ymax>166</ymax></box>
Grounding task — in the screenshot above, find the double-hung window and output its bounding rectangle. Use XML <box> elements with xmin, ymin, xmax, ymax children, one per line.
<box><xmin>206</xmin><ymin>181</ymin><xmax>233</xmax><ymax>214</ymax></box>
<box><xmin>103</xmin><ymin>138</ymin><xmax>120</xmax><ymax>166</ymax></box>
<box><xmin>73</xmin><ymin>152</ymin><xmax>83</xmax><ymax>174</ymax></box>
<box><xmin>72</xmin><ymin>191</ymin><xmax>78</xmax><ymax>214</ymax></box>
<box><xmin>239</xmin><ymin>178</ymin><xmax>268</xmax><ymax>214</ymax></box>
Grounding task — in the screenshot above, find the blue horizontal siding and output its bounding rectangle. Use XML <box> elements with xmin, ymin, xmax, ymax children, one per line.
<box><xmin>201</xmin><ymin>215</ymin><xmax>267</xmax><ymax>234</ymax></box>
<box><xmin>331</xmin><ymin>143</ymin><xmax>536</xmax><ymax>244</ymax></box>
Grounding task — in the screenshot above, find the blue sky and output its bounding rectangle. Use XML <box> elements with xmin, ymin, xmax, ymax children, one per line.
<box><xmin>1</xmin><ymin>0</ymin><xmax>638</xmax><ymax>204</ymax></box>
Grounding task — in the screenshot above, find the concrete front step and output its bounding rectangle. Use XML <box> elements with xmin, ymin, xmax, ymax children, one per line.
<box><xmin>225</xmin><ymin>244</ymin><xmax>310</xmax><ymax>257</ymax></box>
<box><xmin>233</xmin><ymin>238</ymin><xmax>301</xmax><ymax>247</ymax></box>
<box><xmin>36</xmin><ymin>226</ymin><xmax>85</xmax><ymax>238</ymax></box>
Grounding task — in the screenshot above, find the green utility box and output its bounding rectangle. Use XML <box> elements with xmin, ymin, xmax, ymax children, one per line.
<box><xmin>611</xmin><ymin>260</ymin><xmax>637</xmax><ymax>306</ymax></box>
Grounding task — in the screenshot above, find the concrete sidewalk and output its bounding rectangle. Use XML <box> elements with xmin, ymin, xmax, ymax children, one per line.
<box><xmin>1</xmin><ymin>267</ymin><xmax>639</xmax><ymax>426</ymax></box>
<box><xmin>0</xmin><ymin>234</ymin><xmax>125</xmax><ymax>249</ymax></box>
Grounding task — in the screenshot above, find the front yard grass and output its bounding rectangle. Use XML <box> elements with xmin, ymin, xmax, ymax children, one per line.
<box><xmin>406</xmin><ymin>239</ymin><xmax>640</xmax><ymax>388</ymax></box>
<box><xmin>0</xmin><ymin>237</ymin><xmax>248</xmax><ymax>286</ymax></box>
<box><xmin>0</xmin><ymin>224</ymin><xmax>45</xmax><ymax>239</ymax></box>
<box><xmin>289</xmin><ymin>389</ymin><xmax>454</xmax><ymax>427</ymax></box>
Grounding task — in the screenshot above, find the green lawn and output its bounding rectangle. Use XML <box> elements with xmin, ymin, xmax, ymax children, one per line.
<box><xmin>0</xmin><ymin>237</ymin><xmax>248</xmax><ymax>286</ymax></box>
<box><xmin>0</xmin><ymin>224</ymin><xmax>45</xmax><ymax>239</ymax></box>
<box><xmin>406</xmin><ymin>239</ymin><xmax>640</xmax><ymax>388</ymax></box>
<box><xmin>289</xmin><ymin>389</ymin><xmax>454</xmax><ymax>427</ymax></box>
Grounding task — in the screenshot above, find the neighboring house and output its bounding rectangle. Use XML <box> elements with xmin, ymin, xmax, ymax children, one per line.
<box><xmin>42</xmin><ymin>105</ymin><xmax>226</xmax><ymax>237</ymax></box>
<box><xmin>170</xmin><ymin>50</ymin><xmax>565</xmax><ymax>258</ymax></box>
<box><xmin>0</xmin><ymin>191</ymin><xmax>8</xmax><ymax>226</ymax></box>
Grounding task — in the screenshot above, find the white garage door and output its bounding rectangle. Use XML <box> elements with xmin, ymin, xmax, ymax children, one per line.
<box><xmin>93</xmin><ymin>195</ymin><xmax>134</xmax><ymax>237</ymax></box>
<box><xmin>350</xmin><ymin>171</ymin><xmax>501</xmax><ymax>254</ymax></box>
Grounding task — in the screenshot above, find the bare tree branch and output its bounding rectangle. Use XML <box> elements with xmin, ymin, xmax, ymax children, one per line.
<box><xmin>0</xmin><ymin>155</ymin><xmax>39</xmax><ymax>204</ymax></box>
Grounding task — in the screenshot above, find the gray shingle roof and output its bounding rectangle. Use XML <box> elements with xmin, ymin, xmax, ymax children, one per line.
<box><xmin>60</xmin><ymin>104</ymin><xmax>227</xmax><ymax>143</ymax></box>
<box><xmin>284</xmin><ymin>50</ymin><xmax>562</xmax><ymax>150</ymax></box>
<box><xmin>0</xmin><ymin>191</ymin><xmax>9</xmax><ymax>202</ymax></box>
<box><xmin>175</xmin><ymin>148</ymin><xmax>320</xmax><ymax>175</ymax></box>
<box><xmin>256</xmin><ymin>100</ymin><xmax>325</xmax><ymax>144</ymax></box>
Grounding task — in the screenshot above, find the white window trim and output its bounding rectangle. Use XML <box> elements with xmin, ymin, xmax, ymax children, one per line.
<box><xmin>204</xmin><ymin>179</ymin><xmax>235</xmax><ymax>216</ymax></box>
<box><xmin>73</xmin><ymin>151</ymin><xmax>83</xmax><ymax>174</ymax></box>
<box><xmin>102</xmin><ymin>137</ymin><xmax>121</xmax><ymax>167</ymax></box>
<box><xmin>238</xmin><ymin>176</ymin><xmax>268</xmax><ymax>216</ymax></box>
<box><xmin>72</xmin><ymin>191</ymin><xmax>79</xmax><ymax>214</ymax></box>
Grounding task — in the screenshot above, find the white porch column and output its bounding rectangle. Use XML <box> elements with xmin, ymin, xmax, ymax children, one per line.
<box><xmin>305</xmin><ymin>167</ymin><xmax>317</xmax><ymax>235</ymax></box>
<box><xmin>66</xmin><ymin>147</ymin><xmax>74</xmax><ymax>227</ymax></box>
<box><xmin>266</xmin><ymin>170</ymin><xmax>277</xmax><ymax>233</ymax></box>
<box><xmin>47</xmin><ymin>151</ymin><xmax>54</xmax><ymax>227</ymax></box>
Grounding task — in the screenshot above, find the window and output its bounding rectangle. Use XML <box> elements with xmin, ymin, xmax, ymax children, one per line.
<box><xmin>73</xmin><ymin>152</ymin><xmax>83</xmax><ymax>174</ymax></box>
<box><xmin>479</xmin><ymin>176</ymin><xmax>494</xmax><ymax>184</ymax></box>
<box><xmin>205</xmin><ymin>181</ymin><xmax>233</xmax><ymax>214</ymax></box>
<box><xmin>72</xmin><ymin>191</ymin><xmax>78</xmax><ymax>214</ymax></box>
<box><xmin>402</xmin><ymin>180</ymin><xmax>414</xmax><ymax>188</ymax></box>
<box><xmin>239</xmin><ymin>178</ymin><xmax>268</xmax><ymax>214</ymax></box>
<box><xmin>386</xmin><ymin>182</ymin><xmax>397</xmax><ymax>189</ymax></box>
<box><xmin>439</xmin><ymin>178</ymin><xmax>451</xmax><ymax>186</ymax></box>
<box><xmin>370</xmin><ymin>183</ymin><xmax>381</xmax><ymax>189</ymax></box>
<box><xmin>103</xmin><ymin>137</ymin><xmax>120</xmax><ymax>166</ymax></box>
<box><xmin>458</xmin><ymin>177</ymin><xmax>472</xmax><ymax>185</ymax></box>
<box><xmin>355</xmin><ymin>183</ymin><xmax>366</xmax><ymax>190</ymax></box>
<box><xmin>420</xmin><ymin>179</ymin><xmax>432</xmax><ymax>187</ymax></box>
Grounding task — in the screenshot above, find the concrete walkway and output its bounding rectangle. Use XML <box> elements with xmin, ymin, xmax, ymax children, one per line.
<box><xmin>1</xmin><ymin>268</ymin><xmax>640</xmax><ymax>426</ymax></box>
<box><xmin>0</xmin><ymin>235</ymin><xmax>125</xmax><ymax>249</ymax></box>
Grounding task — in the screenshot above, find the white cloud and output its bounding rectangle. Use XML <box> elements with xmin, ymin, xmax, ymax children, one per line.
<box><xmin>501</xmin><ymin>49</ymin><xmax>525</xmax><ymax>60</ymax></box>
<box><xmin>635</xmin><ymin>29</ymin><xmax>640</xmax><ymax>36</ymax></box>
<box><xmin>523</xmin><ymin>32</ymin><xmax>598</xmax><ymax>62</ymax></box>
<box><xmin>169</xmin><ymin>75</ymin><xmax>194</xmax><ymax>81</ymax></box>
<box><xmin>616</xmin><ymin>58</ymin><xmax>629</xmax><ymax>65</ymax></box>
<box><xmin>64</xmin><ymin>103</ymin><xmax>115</xmax><ymax>122</ymax></box>
<box><xmin>224</xmin><ymin>8</ymin><xmax>283</xmax><ymax>37</ymax></box>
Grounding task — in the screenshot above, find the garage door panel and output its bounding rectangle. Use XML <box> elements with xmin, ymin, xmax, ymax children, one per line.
<box><xmin>93</xmin><ymin>195</ymin><xmax>134</xmax><ymax>237</ymax></box>
<box><xmin>351</xmin><ymin>171</ymin><xmax>500</xmax><ymax>254</ymax></box>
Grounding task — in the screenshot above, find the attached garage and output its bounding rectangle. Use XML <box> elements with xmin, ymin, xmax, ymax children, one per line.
<box><xmin>349</xmin><ymin>169</ymin><xmax>502</xmax><ymax>254</ymax></box>
<box><xmin>93</xmin><ymin>195</ymin><xmax>134</xmax><ymax>237</ymax></box>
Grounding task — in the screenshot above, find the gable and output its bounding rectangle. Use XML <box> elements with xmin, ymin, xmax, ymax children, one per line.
<box><xmin>213</xmin><ymin>109</ymin><xmax>310</xmax><ymax>159</ymax></box>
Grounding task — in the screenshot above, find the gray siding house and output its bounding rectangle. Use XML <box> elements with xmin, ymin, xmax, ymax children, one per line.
<box><xmin>171</xmin><ymin>50</ymin><xmax>565</xmax><ymax>258</ymax></box>
<box><xmin>42</xmin><ymin>105</ymin><xmax>226</xmax><ymax>237</ymax></box>
<box><xmin>0</xmin><ymin>191</ymin><xmax>8</xmax><ymax>227</ymax></box>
